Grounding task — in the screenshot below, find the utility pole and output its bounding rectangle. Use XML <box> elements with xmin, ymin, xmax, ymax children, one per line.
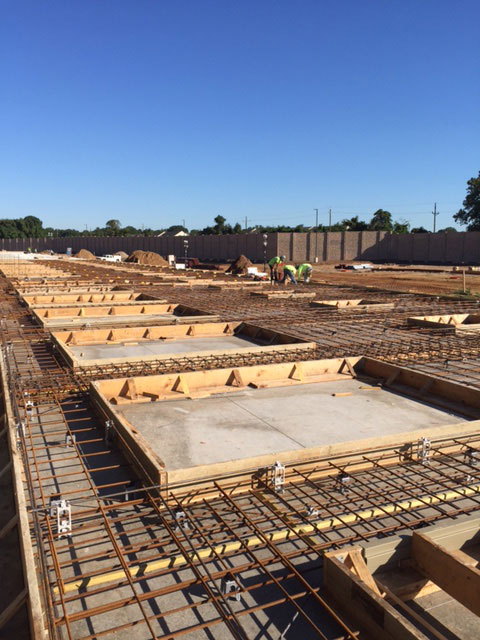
<box><xmin>314</xmin><ymin>209</ymin><xmax>319</xmax><ymax>263</ymax></box>
<box><xmin>244</xmin><ymin>216</ymin><xmax>248</xmax><ymax>230</ymax></box>
<box><xmin>329</xmin><ymin>208</ymin><xmax>332</xmax><ymax>231</ymax></box>
<box><xmin>182</xmin><ymin>219</ymin><xmax>186</xmax><ymax>229</ymax></box>
<box><xmin>432</xmin><ymin>203</ymin><xmax>439</xmax><ymax>233</ymax></box>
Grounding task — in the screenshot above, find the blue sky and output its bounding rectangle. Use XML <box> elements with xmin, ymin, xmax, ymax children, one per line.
<box><xmin>1</xmin><ymin>0</ymin><xmax>479</xmax><ymax>231</ymax></box>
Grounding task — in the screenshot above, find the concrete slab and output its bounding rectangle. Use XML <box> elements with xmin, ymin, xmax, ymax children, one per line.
<box><xmin>70</xmin><ymin>335</ymin><xmax>256</xmax><ymax>361</ymax></box>
<box><xmin>115</xmin><ymin>379</ymin><xmax>465</xmax><ymax>472</ymax></box>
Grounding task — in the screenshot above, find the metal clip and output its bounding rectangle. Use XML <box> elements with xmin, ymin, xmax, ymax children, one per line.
<box><xmin>270</xmin><ymin>461</ymin><xmax>285</xmax><ymax>493</ymax></box>
<box><xmin>104</xmin><ymin>419</ymin><xmax>114</xmax><ymax>445</ymax></box>
<box><xmin>417</xmin><ymin>437</ymin><xmax>431</xmax><ymax>465</ymax></box>
<box><xmin>65</xmin><ymin>433</ymin><xmax>76</xmax><ymax>448</ymax></box>
<box><xmin>49</xmin><ymin>498</ymin><xmax>72</xmax><ymax>538</ymax></box>
<box><xmin>174</xmin><ymin>508</ymin><xmax>190</xmax><ymax>530</ymax></box>
<box><xmin>221</xmin><ymin>574</ymin><xmax>241</xmax><ymax>601</ymax></box>
<box><xmin>464</xmin><ymin>447</ymin><xmax>479</xmax><ymax>467</ymax></box>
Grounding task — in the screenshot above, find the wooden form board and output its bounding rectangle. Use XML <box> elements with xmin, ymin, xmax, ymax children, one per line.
<box><xmin>94</xmin><ymin>356</ymin><xmax>360</xmax><ymax>404</ymax></box>
<box><xmin>249</xmin><ymin>291</ymin><xmax>316</xmax><ymax>299</ymax></box>
<box><xmin>412</xmin><ymin>530</ymin><xmax>480</xmax><ymax>617</ymax></box>
<box><xmin>408</xmin><ymin>313</ymin><xmax>480</xmax><ymax>330</ymax></box>
<box><xmin>54</xmin><ymin>321</ymin><xmax>308</xmax><ymax>346</ymax></box>
<box><xmin>52</xmin><ymin>322</ymin><xmax>314</xmax><ymax>369</ymax></box>
<box><xmin>32</xmin><ymin>303</ymin><xmax>179</xmax><ymax>325</ymax></box>
<box><xmin>0</xmin><ymin>356</ymin><xmax>47</xmax><ymax>638</ymax></box>
<box><xmin>90</xmin><ymin>356</ymin><xmax>480</xmax><ymax>488</ymax></box>
<box><xmin>362</xmin><ymin>357</ymin><xmax>480</xmax><ymax>417</ymax></box>
<box><xmin>310</xmin><ymin>298</ymin><xmax>394</xmax><ymax>310</ymax></box>
<box><xmin>23</xmin><ymin>291</ymin><xmax>144</xmax><ymax>305</ymax></box>
<box><xmin>15</xmin><ymin>286</ymin><xmax>118</xmax><ymax>294</ymax></box>
<box><xmin>323</xmin><ymin>552</ymin><xmax>428</xmax><ymax>640</ymax></box>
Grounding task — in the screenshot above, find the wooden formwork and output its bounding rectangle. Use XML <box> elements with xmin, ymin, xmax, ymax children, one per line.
<box><xmin>310</xmin><ymin>298</ymin><xmax>395</xmax><ymax>310</ymax></box>
<box><xmin>250</xmin><ymin>291</ymin><xmax>316</xmax><ymax>299</ymax></box>
<box><xmin>22</xmin><ymin>291</ymin><xmax>156</xmax><ymax>307</ymax></box>
<box><xmin>90</xmin><ymin>356</ymin><xmax>480</xmax><ymax>488</ymax></box>
<box><xmin>324</xmin><ymin>515</ymin><xmax>480</xmax><ymax>638</ymax></box>
<box><xmin>52</xmin><ymin>322</ymin><xmax>315</xmax><ymax>368</ymax></box>
<box><xmin>408</xmin><ymin>313</ymin><xmax>480</xmax><ymax>332</ymax></box>
<box><xmin>32</xmin><ymin>302</ymin><xmax>217</xmax><ymax>328</ymax></box>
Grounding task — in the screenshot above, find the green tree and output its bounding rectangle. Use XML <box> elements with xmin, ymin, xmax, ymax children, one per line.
<box><xmin>411</xmin><ymin>226</ymin><xmax>429</xmax><ymax>233</ymax></box>
<box><xmin>105</xmin><ymin>219</ymin><xmax>121</xmax><ymax>235</ymax></box>
<box><xmin>454</xmin><ymin>172</ymin><xmax>480</xmax><ymax>230</ymax></box>
<box><xmin>392</xmin><ymin>220</ymin><xmax>410</xmax><ymax>233</ymax></box>
<box><xmin>437</xmin><ymin>226</ymin><xmax>457</xmax><ymax>233</ymax></box>
<box><xmin>369</xmin><ymin>209</ymin><xmax>393</xmax><ymax>231</ymax></box>
<box><xmin>340</xmin><ymin>216</ymin><xmax>368</xmax><ymax>231</ymax></box>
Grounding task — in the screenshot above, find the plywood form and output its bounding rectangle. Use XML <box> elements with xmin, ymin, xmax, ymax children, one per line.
<box><xmin>52</xmin><ymin>321</ymin><xmax>314</xmax><ymax>368</ymax></box>
<box><xmin>311</xmin><ymin>298</ymin><xmax>394</xmax><ymax>310</ymax></box>
<box><xmin>408</xmin><ymin>313</ymin><xmax>480</xmax><ymax>331</ymax></box>
<box><xmin>90</xmin><ymin>356</ymin><xmax>480</xmax><ymax>487</ymax></box>
<box><xmin>22</xmin><ymin>291</ymin><xmax>158</xmax><ymax>306</ymax></box>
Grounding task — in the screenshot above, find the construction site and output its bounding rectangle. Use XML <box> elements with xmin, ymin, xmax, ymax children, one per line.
<box><xmin>3</xmin><ymin>251</ymin><xmax>480</xmax><ymax>640</ymax></box>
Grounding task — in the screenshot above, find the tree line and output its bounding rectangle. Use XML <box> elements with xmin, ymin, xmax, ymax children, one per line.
<box><xmin>1</xmin><ymin>171</ymin><xmax>478</xmax><ymax>238</ymax></box>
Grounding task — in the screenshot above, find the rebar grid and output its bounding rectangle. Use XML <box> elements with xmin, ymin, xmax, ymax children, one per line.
<box><xmin>3</xmin><ymin>263</ymin><xmax>480</xmax><ymax>638</ymax></box>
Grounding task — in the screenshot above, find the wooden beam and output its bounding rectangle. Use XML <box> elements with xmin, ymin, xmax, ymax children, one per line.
<box><xmin>0</xmin><ymin>588</ymin><xmax>27</xmax><ymax>630</ymax></box>
<box><xmin>0</xmin><ymin>514</ymin><xmax>18</xmax><ymax>541</ymax></box>
<box><xmin>344</xmin><ymin>548</ymin><xmax>382</xmax><ymax>596</ymax></box>
<box><xmin>412</xmin><ymin>531</ymin><xmax>480</xmax><ymax>617</ymax></box>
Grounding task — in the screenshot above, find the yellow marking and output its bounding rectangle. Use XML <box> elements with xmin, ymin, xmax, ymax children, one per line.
<box><xmin>54</xmin><ymin>483</ymin><xmax>480</xmax><ymax>595</ymax></box>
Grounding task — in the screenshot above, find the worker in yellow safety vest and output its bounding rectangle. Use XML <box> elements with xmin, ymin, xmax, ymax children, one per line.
<box><xmin>297</xmin><ymin>263</ymin><xmax>313</xmax><ymax>283</ymax></box>
<box><xmin>268</xmin><ymin>255</ymin><xmax>286</xmax><ymax>282</ymax></box>
<box><xmin>281</xmin><ymin>264</ymin><xmax>297</xmax><ymax>285</ymax></box>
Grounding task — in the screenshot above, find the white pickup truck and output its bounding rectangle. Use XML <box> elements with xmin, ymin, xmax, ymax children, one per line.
<box><xmin>98</xmin><ymin>254</ymin><xmax>122</xmax><ymax>263</ymax></box>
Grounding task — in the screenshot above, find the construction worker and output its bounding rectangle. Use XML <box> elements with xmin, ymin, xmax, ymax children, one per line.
<box><xmin>297</xmin><ymin>262</ymin><xmax>313</xmax><ymax>283</ymax></box>
<box><xmin>281</xmin><ymin>264</ymin><xmax>297</xmax><ymax>285</ymax></box>
<box><xmin>268</xmin><ymin>255</ymin><xmax>286</xmax><ymax>282</ymax></box>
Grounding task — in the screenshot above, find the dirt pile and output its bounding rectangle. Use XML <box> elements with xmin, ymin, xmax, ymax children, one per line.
<box><xmin>115</xmin><ymin>251</ymin><xmax>129</xmax><ymax>261</ymax></box>
<box><xmin>126</xmin><ymin>250</ymin><xmax>168</xmax><ymax>266</ymax></box>
<box><xmin>225</xmin><ymin>254</ymin><xmax>253</xmax><ymax>275</ymax></box>
<box><xmin>74</xmin><ymin>249</ymin><xmax>96</xmax><ymax>260</ymax></box>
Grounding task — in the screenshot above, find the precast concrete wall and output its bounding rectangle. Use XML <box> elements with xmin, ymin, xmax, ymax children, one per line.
<box><xmin>0</xmin><ymin>231</ymin><xmax>476</xmax><ymax>264</ymax></box>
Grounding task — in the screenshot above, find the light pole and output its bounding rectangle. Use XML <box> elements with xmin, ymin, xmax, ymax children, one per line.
<box><xmin>314</xmin><ymin>208</ymin><xmax>318</xmax><ymax>263</ymax></box>
<box><xmin>432</xmin><ymin>203</ymin><xmax>439</xmax><ymax>233</ymax></box>
<box><xmin>262</xmin><ymin>234</ymin><xmax>268</xmax><ymax>274</ymax></box>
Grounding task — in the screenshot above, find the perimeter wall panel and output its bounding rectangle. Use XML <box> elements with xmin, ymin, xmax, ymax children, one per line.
<box><xmin>2</xmin><ymin>231</ymin><xmax>478</xmax><ymax>264</ymax></box>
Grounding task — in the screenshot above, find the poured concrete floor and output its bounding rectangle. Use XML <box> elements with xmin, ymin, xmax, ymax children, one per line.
<box><xmin>42</xmin><ymin>313</ymin><xmax>215</xmax><ymax>328</ymax></box>
<box><xmin>70</xmin><ymin>335</ymin><xmax>256</xmax><ymax>361</ymax></box>
<box><xmin>116</xmin><ymin>379</ymin><xmax>466</xmax><ymax>471</ymax></box>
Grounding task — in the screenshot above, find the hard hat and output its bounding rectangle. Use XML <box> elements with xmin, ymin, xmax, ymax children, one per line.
<box><xmin>280</xmin><ymin>255</ymin><xmax>286</xmax><ymax>261</ymax></box>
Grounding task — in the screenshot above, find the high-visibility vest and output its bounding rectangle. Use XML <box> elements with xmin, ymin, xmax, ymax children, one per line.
<box><xmin>298</xmin><ymin>263</ymin><xmax>312</xmax><ymax>277</ymax></box>
<box><xmin>284</xmin><ymin>265</ymin><xmax>297</xmax><ymax>275</ymax></box>
<box><xmin>268</xmin><ymin>256</ymin><xmax>281</xmax><ymax>267</ymax></box>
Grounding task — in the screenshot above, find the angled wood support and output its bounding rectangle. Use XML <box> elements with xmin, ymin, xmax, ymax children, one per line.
<box><xmin>0</xmin><ymin>513</ymin><xmax>18</xmax><ymax>541</ymax></box>
<box><xmin>412</xmin><ymin>531</ymin><xmax>480</xmax><ymax>617</ymax></box>
<box><xmin>0</xmin><ymin>588</ymin><xmax>27</xmax><ymax>630</ymax></box>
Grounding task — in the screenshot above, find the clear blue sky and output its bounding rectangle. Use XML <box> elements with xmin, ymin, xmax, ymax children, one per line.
<box><xmin>1</xmin><ymin>0</ymin><xmax>479</xmax><ymax>232</ymax></box>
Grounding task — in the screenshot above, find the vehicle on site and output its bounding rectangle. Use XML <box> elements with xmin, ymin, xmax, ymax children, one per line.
<box><xmin>98</xmin><ymin>254</ymin><xmax>122</xmax><ymax>263</ymax></box>
<box><xmin>175</xmin><ymin>257</ymin><xmax>222</xmax><ymax>270</ymax></box>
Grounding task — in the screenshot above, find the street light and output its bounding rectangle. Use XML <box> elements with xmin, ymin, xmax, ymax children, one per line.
<box><xmin>262</xmin><ymin>234</ymin><xmax>268</xmax><ymax>274</ymax></box>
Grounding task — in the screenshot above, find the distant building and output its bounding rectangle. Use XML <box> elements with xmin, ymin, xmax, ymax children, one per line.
<box><xmin>156</xmin><ymin>230</ymin><xmax>189</xmax><ymax>237</ymax></box>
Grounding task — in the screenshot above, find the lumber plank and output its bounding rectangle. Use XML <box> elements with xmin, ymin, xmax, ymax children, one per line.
<box><xmin>412</xmin><ymin>531</ymin><xmax>480</xmax><ymax>616</ymax></box>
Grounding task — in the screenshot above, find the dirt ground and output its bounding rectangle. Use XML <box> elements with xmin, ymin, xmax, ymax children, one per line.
<box><xmin>248</xmin><ymin>262</ymin><xmax>480</xmax><ymax>296</ymax></box>
<box><xmin>311</xmin><ymin>264</ymin><xmax>480</xmax><ymax>296</ymax></box>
